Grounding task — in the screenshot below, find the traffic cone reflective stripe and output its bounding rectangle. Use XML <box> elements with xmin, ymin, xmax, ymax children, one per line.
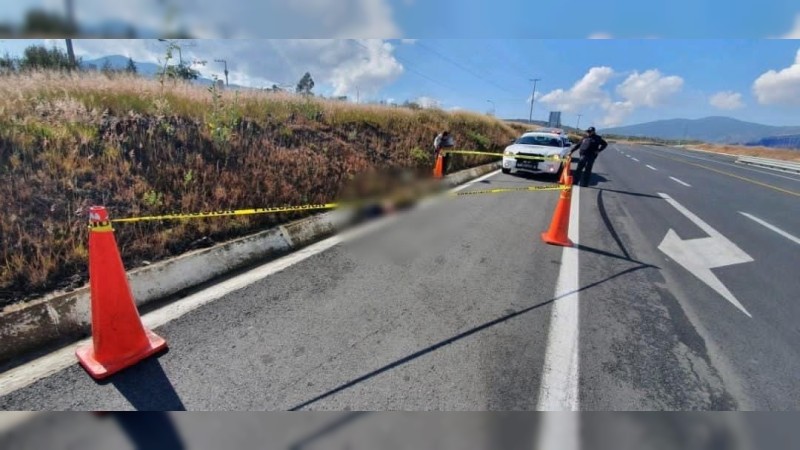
<box><xmin>541</xmin><ymin>180</ymin><xmax>574</xmax><ymax>247</ymax></box>
<box><xmin>76</xmin><ymin>206</ymin><xmax>167</xmax><ymax>379</ymax></box>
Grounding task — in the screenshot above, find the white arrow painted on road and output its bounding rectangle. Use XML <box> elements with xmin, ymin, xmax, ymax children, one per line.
<box><xmin>657</xmin><ymin>193</ymin><xmax>754</xmax><ymax>317</ymax></box>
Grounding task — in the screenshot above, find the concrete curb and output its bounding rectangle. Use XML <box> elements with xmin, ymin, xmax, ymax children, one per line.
<box><xmin>0</xmin><ymin>162</ymin><xmax>500</xmax><ymax>367</ymax></box>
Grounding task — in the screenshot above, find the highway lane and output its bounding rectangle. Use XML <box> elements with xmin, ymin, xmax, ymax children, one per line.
<box><xmin>1</xmin><ymin>144</ymin><xmax>798</xmax><ymax>411</ymax></box>
<box><xmin>590</xmin><ymin>144</ymin><xmax>800</xmax><ymax>409</ymax></box>
<box><xmin>0</xmin><ymin>171</ymin><xmax>568</xmax><ymax>410</ymax></box>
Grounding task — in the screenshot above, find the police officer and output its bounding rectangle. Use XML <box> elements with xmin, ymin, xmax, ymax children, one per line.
<box><xmin>569</xmin><ymin>126</ymin><xmax>608</xmax><ymax>187</ymax></box>
<box><xmin>433</xmin><ymin>130</ymin><xmax>454</xmax><ymax>174</ymax></box>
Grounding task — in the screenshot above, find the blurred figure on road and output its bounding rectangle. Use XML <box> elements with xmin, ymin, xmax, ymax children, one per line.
<box><xmin>569</xmin><ymin>126</ymin><xmax>608</xmax><ymax>187</ymax></box>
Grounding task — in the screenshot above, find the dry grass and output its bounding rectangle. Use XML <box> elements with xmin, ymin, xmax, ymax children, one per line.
<box><xmin>0</xmin><ymin>71</ymin><xmax>523</xmax><ymax>306</ymax></box>
<box><xmin>688</xmin><ymin>144</ymin><xmax>800</xmax><ymax>162</ymax></box>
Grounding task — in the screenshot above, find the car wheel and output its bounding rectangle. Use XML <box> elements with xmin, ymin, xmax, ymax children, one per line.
<box><xmin>502</xmin><ymin>168</ymin><xmax>511</xmax><ymax>174</ymax></box>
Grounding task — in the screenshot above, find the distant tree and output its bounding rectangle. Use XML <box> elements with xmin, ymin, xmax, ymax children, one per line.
<box><xmin>125</xmin><ymin>57</ymin><xmax>137</xmax><ymax>74</ymax></box>
<box><xmin>101</xmin><ymin>59</ymin><xmax>114</xmax><ymax>75</ymax></box>
<box><xmin>296</xmin><ymin>72</ymin><xmax>315</xmax><ymax>95</ymax></box>
<box><xmin>0</xmin><ymin>53</ymin><xmax>16</xmax><ymax>73</ymax></box>
<box><xmin>164</xmin><ymin>63</ymin><xmax>200</xmax><ymax>80</ymax></box>
<box><xmin>19</xmin><ymin>44</ymin><xmax>76</xmax><ymax>71</ymax></box>
<box><xmin>403</xmin><ymin>100</ymin><xmax>421</xmax><ymax>110</ymax></box>
<box><xmin>21</xmin><ymin>9</ymin><xmax>77</xmax><ymax>36</ymax></box>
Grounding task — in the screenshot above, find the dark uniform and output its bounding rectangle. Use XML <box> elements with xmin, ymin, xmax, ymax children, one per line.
<box><xmin>569</xmin><ymin>127</ymin><xmax>608</xmax><ymax>187</ymax></box>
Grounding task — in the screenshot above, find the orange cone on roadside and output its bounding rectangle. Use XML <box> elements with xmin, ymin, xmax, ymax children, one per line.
<box><xmin>76</xmin><ymin>206</ymin><xmax>167</xmax><ymax>380</ymax></box>
<box><xmin>433</xmin><ymin>154</ymin><xmax>444</xmax><ymax>178</ymax></box>
<box><xmin>541</xmin><ymin>179</ymin><xmax>574</xmax><ymax>247</ymax></box>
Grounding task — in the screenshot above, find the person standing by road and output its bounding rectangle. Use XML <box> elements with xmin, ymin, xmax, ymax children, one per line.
<box><xmin>569</xmin><ymin>126</ymin><xmax>608</xmax><ymax>187</ymax></box>
<box><xmin>433</xmin><ymin>130</ymin><xmax>454</xmax><ymax>174</ymax></box>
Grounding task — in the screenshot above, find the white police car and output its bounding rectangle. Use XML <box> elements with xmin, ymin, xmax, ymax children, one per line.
<box><xmin>502</xmin><ymin>131</ymin><xmax>570</xmax><ymax>176</ymax></box>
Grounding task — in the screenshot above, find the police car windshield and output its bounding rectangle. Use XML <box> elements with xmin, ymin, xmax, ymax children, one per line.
<box><xmin>515</xmin><ymin>135</ymin><xmax>562</xmax><ymax>147</ymax></box>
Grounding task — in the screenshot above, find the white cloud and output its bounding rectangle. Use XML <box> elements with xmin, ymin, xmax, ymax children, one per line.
<box><xmin>327</xmin><ymin>39</ymin><xmax>404</xmax><ymax>96</ymax></box>
<box><xmin>525</xmin><ymin>92</ymin><xmax>543</xmax><ymax>103</ymax></box>
<box><xmin>753</xmin><ymin>48</ymin><xmax>800</xmax><ymax>105</ymax></box>
<box><xmin>539</xmin><ymin>67</ymin><xmax>614</xmax><ymax>112</ymax></box>
<box><xmin>588</xmin><ymin>32</ymin><xmax>613</xmax><ymax>39</ymax></box>
<box><xmin>781</xmin><ymin>14</ymin><xmax>800</xmax><ymax>38</ymax></box>
<box><xmin>540</xmin><ymin>66</ymin><xmax>683</xmax><ymax>127</ymax></box>
<box><xmin>57</xmin><ymin>0</ymin><xmax>401</xmax><ymax>38</ymax></box>
<box><xmin>615</xmin><ymin>69</ymin><xmax>684</xmax><ymax>107</ymax></box>
<box><xmin>416</xmin><ymin>96</ymin><xmax>440</xmax><ymax>108</ymax></box>
<box><xmin>709</xmin><ymin>91</ymin><xmax>744</xmax><ymax>110</ymax></box>
<box><xmin>601</xmin><ymin>101</ymin><xmax>635</xmax><ymax>127</ymax></box>
<box><xmin>73</xmin><ymin>39</ymin><xmax>404</xmax><ymax>95</ymax></box>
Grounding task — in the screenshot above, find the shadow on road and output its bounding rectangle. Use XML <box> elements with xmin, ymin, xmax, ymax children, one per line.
<box><xmin>97</xmin><ymin>352</ymin><xmax>186</xmax><ymax>411</ymax></box>
<box><xmin>582</xmin><ymin>186</ymin><xmax>662</xmax><ymax>199</ymax></box>
<box><xmin>287</xmin><ymin>412</ymin><xmax>371</xmax><ymax>450</ymax></box>
<box><xmin>289</xmin><ymin>264</ymin><xmax>652</xmax><ymax>411</ymax></box>
<box><xmin>575</xmin><ymin>244</ymin><xmax>658</xmax><ymax>268</ymax></box>
<box><xmin>113</xmin><ymin>412</ymin><xmax>186</xmax><ymax>450</ymax></box>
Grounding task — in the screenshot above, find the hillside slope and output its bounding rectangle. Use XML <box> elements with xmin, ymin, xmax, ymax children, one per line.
<box><xmin>0</xmin><ymin>71</ymin><xmax>526</xmax><ymax>306</ymax></box>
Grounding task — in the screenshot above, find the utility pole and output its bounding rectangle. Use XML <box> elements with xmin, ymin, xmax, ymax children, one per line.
<box><xmin>528</xmin><ymin>78</ymin><xmax>540</xmax><ymax>124</ymax></box>
<box><xmin>215</xmin><ymin>59</ymin><xmax>229</xmax><ymax>86</ymax></box>
<box><xmin>486</xmin><ymin>99</ymin><xmax>495</xmax><ymax>116</ymax></box>
<box><xmin>64</xmin><ymin>0</ymin><xmax>76</xmax><ymax>68</ymax></box>
<box><xmin>576</xmin><ymin>114</ymin><xmax>583</xmax><ymax>131</ymax></box>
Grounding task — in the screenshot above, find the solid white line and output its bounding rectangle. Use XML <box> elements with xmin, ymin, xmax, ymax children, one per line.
<box><xmin>632</xmin><ymin>158</ymin><xmax>640</xmax><ymax>162</ymax></box>
<box><xmin>0</xmin><ymin>171</ymin><xmax>503</xmax><ymax>397</ymax></box>
<box><xmin>669</xmin><ymin>176</ymin><xmax>692</xmax><ymax>187</ymax></box>
<box><xmin>535</xmin><ymin>412</ymin><xmax>580</xmax><ymax>450</ymax></box>
<box><xmin>739</xmin><ymin>212</ymin><xmax>800</xmax><ymax>246</ymax></box>
<box><xmin>537</xmin><ymin>186</ymin><xmax>580</xmax><ymax>411</ymax></box>
<box><xmin>646</xmin><ymin>165</ymin><xmax>658</xmax><ymax>171</ymax></box>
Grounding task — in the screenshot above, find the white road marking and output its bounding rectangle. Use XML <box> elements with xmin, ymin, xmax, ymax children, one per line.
<box><xmin>651</xmin><ymin>147</ymin><xmax>800</xmax><ymax>183</ymax></box>
<box><xmin>632</xmin><ymin>158</ymin><xmax>640</xmax><ymax>162</ymax></box>
<box><xmin>669</xmin><ymin>176</ymin><xmax>692</xmax><ymax>187</ymax></box>
<box><xmin>537</xmin><ymin>186</ymin><xmax>581</xmax><ymax>411</ymax></box>
<box><xmin>646</xmin><ymin>165</ymin><xmax>658</xmax><ymax>171</ymax></box>
<box><xmin>536</xmin><ymin>412</ymin><xmax>580</xmax><ymax>450</ymax></box>
<box><xmin>0</xmin><ymin>171</ymin><xmax>504</xmax><ymax>397</ymax></box>
<box><xmin>657</xmin><ymin>193</ymin><xmax>754</xmax><ymax>317</ymax></box>
<box><xmin>0</xmin><ymin>412</ymin><xmax>40</xmax><ymax>433</ymax></box>
<box><xmin>739</xmin><ymin>212</ymin><xmax>800</xmax><ymax>246</ymax></box>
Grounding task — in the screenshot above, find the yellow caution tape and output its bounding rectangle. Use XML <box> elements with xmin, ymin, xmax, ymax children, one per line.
<box><xmin>444</xmin><ymin>150</ymin><xmax>567</xmax><ymax>162</ymax></box>
<box><xmin>110</xmin><ymin>182</ymin><xmax>574</xmax><ymax>223</ymax></box>
<box><xmin>449</xmin><ymin>184</ymin><xmax>569</xmax><ymax>197</ymax></box>
<box><xmin>111</xmin><ymin>203</ymin><xmax>341</xmax><ymax>223</ymax></box>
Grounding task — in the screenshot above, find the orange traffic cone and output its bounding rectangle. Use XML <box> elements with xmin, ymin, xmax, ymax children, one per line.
<box><xmin>559</xmin><ymin>155</ymin><xmax>572</xmax><ymax>185</ymax></box>
<box><xmin>76</xmin><ymin>206</ymin><xmax>167</xmax><ymax>379</ymax></box>
<box><xmin>432</xmin><ymin>154</ymin><xmax>444</xmax><ymax>179</ymax></box>
<box><xmin>541</xmin><ymin>180</ymin><xmax>574</xmax><ymax>247</ymax></box>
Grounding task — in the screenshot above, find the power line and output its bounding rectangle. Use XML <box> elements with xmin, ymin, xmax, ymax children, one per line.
<box><xmin>350</xmin><ymin>39</ymin><xmax>457</xmax><ymax>95</ymax></box>
<box><xmin>415</xmin><ymin>42</ymin><xmax>520</xmax><ymax>97</ymax></box>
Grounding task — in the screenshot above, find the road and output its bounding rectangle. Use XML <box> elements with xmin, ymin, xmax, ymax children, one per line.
<box><xmin>1</xmin><ymin>143</ymin><xmax>799</xmax><ymax>413</ymax></box>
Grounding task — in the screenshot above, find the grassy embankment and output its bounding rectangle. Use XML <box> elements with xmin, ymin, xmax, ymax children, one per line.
<box><xmin>0</xmin><ymin>71</ymin><xmax>530</xmax><ymax>307</ymax></box>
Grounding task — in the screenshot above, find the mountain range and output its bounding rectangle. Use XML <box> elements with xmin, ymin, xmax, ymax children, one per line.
<box><xmin>80</xmin><ymin>55</ymin><xmax>249</xmax><ymax>89</ymax></box>
<box><xmin>602</xmin><ymin>116</ymin><xmax>800</xmax><ymax>149</ymax></box>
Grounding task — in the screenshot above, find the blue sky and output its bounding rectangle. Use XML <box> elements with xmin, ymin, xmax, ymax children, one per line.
<box><xmin>2</xmin><ymin>1</ymin><xmax>799</xmax><ymax>39</ymax></box>
<box><xmin>2</xmin><ymin>38</ymin><xmax>800</xmax><ymax>128</ymax></box>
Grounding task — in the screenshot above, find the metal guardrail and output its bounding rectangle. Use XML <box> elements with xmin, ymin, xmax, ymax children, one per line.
<box><xmin>735</xmin><ymin>156</ymin><xmax>800</xmax><ymax>174</ymax></box>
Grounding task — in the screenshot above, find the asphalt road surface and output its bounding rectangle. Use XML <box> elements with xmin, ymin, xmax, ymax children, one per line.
<box><xmin>1</xmin><ymin>143</ymin><xmax>799</xmax><ymax>413</ymax></box>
